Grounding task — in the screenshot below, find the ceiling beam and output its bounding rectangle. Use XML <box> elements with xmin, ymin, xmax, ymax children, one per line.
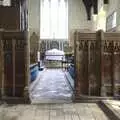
<box><xmin>83</xmin><ymin>0</ymin><xmax>109</xmax><ymax>20</ymax></box>
<box><xmin>83</xmin><ymin>0</ymin><xmax>92</xmax><ymax>20</ymax></box>
<box><xmin>92</xmin><ymin>0</ymin><xmax>98</xmax><ymax>14</ymax></box>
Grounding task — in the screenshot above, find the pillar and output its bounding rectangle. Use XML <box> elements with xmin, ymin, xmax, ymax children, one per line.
<box><xmin>28</xmin><ymin>0</ymin><xmax>40</xmax><ymax>64</ymax></box>
<box><xmin>24</xmin><ymin>0</ymin><xmax>40</xmax><ymax>103</ymax></box>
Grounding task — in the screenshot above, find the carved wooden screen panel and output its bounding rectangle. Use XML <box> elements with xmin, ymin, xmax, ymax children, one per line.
<box><xmin>0</xmin><ymin>33</ymin><xmax>2</xmax><ymax>95</ymax></box>
<box><xmin>2</xmin><ymin>31</ymin><xmax>26</xmax><ymax>97</ymax></box>
<box><xmin>74</xmin><ymin>32</ymin><xmax>81</xmax><ymax>96</ymax></box>
<box><xmin>15</xmin><ymin>39</ymin><xmax>25</xmax><ymax>96</ymax></box>
<box><xmin>79</xmin><ymin>40</ymin><xmax>89</xmax><ymax>95</ymax></box>
<box><xmin>103</xmin><ymin>33</ymin><xmax>120</xmax><ymax>96</ymax></box>
<box><xmin>74</xmin><ymin>31</ymin><xmax>120</xmax><ymax>97</ymax></box>
<box><xmin>113</xmin><ymin>43</ymin><xmax>120</xmax><ymax>96</ymax></box>
<box><xmin>74</xmin><ymin>32</ymin><xmax>97</xmax><ymax>96</ymax></box>
<box><xmin>88</xmin><ymin>40</ymin><xmax>98</xmax><ymax>96</ymax></box>
<box><xmin>102</xmin><ymin>41</ymin><xmax>113</xmax><ymax>96</ymax></box>
<box><xmin>3</xmin><ymin>39</ymin><xmax>13</xmax><ymax>96</ymax></box>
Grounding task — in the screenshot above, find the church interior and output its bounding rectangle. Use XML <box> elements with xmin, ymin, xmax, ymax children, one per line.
<box><xmin>0</xmin><ymin>0</ymin><xmax>120</xmax><ymax>119</ymax></box>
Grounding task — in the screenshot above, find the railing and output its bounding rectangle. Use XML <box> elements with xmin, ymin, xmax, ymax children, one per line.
<box><xmin>74</xmin><ymin>30</ymin><xmax>120</xmax><ymax>97</ymax></box>
<box><xmin>40</xmin><ymin>39</ymin><xmax>68</xmax><ymax>53</ymax></box>
<box><xmin>44</xmin><ymin>55</ymin><xmax>64</xmax><ymax>68</ymax></box>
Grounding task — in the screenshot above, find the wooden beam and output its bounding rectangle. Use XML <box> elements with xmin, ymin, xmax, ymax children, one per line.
<box><xmin>82</xmin><ymin>0</ymin><xmax>98</xmax><ymax>20</ymax></box>
<box><xmin>0</xmin><ymin>30</ymin><xmax>4</xmax><ymax>97</ymax></box>
<box><xmin>92</xmin><ymin>0</ymin><xmax>98</xmax><ymax>14</ymax></box>
<box><xmin>96</xmin><ymin>30</ymin><xmax>104</xmax><ymax>96</ymax></box>
<box><xmin>12</xmin><ymin>39</ymin><xmax>15</xmax><ymax>96</ymax></box>
<box><xmin>82</xmin><ymin>0</ymin><xmax>92</xmax><ymax>20</ymax></box>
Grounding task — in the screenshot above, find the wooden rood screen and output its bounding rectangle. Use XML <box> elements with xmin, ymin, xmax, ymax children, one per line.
<box><xmin>0</xmin><ymin>31</ymin><xmax>27</xmax><ymax>97</ymax></box>
<box><xmin>74</xmin><ymin>30</ymin><xmax>120</xmax><ymax>97</ymax></box>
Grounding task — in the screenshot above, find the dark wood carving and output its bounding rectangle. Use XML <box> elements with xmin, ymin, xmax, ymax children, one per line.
<box><xmin>74</xmin><ymin>31</ymin><xmax>120</xmax><ymax>97</ymax></box>
<box><xmin>82</xmin><ymin>0</ymin><xmax>93</xmax><ymax>20</ymax></box>
<box><xmin>0</xmin><ymin>31</ymin><xmax>26</xmax><ymax>97</ymax></box>
<box><xmin>0</xmin><ymin>0</ymin><xmax>28</xmax><ymax>31</ymax></box>
<box><xmin>0</xmin><ymin>6</ymin><xmax>20</xmax><ymax>30</ymax></box>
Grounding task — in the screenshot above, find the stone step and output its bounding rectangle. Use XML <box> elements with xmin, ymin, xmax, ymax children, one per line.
<box><xmin>98</xmin><ymin>101</ymin><xmax>120</xmax><ymax>120</ymax></box>
<box><xmin>0</xmin><ymin>97</ymin><xmax>29</xmax><ymax>104</ymax></box>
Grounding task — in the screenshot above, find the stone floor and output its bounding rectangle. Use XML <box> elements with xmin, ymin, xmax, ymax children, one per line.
<box><xmin>102</xmin><ymin>100</ymin><xmax>120</xmax><ymax>119</ymax></box>
<box><xmin>30</xmin><ymin>69</ymin><xmax>73</xmax><ymax>103</ymax></box>
<box><xmin>0</xmin><ymin>103</ymin><xmax>109</xmax><ymax>120</ymax></box>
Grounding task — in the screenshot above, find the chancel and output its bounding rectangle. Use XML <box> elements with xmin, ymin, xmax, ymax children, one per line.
<box><xmin>0</xmin><ymin>0</ymin><xmax>120</xmax><ymax>119</ymax></box>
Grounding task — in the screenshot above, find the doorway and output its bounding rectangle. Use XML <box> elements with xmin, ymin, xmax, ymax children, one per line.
<box><xmin>29</xmin><ymin>48</ymin><xmax>74</xmax><ymax>103</ymax></box>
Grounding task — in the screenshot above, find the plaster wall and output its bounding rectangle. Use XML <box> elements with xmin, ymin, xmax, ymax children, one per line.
<box><xmin>28</xmin><ymin>0</ymin><xmax>40</xmax><ymax>63</ymax></box>
<box><xmin>68</xmin><ymin>0</ymin><xmax>95</xmax><ymax>47</ymax></box>
<box><xmin>28</xmin><ymin>0</ymin><xmax>95</xmax><ymax>50</ymax></box>
<box><xmin>68</xmin><ymin>0</ymin><xmax>94</xmax><ymax>32</ymax></box>
<box><xmin>28</xmin><ymin>0</ymin><xmax>40</xmax><ymax>39</ymax></box>
<box><xmin>103</xmin><ymin>0</ymin><xmax>120</xmax><ymax>31</ymax></box>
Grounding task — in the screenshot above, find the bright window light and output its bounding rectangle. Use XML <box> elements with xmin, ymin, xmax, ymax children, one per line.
<box><xmin>3</xmin><ymin>0</ymin><xmax>11</xmax><ymax>6</ymax></box>
<box><xmin>40</xmin><ymin>0</ymin><xmax>68</xmax><ymax>39</ymax></box>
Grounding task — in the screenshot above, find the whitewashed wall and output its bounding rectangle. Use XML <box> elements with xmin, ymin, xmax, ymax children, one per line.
<box><xmin>106</xmin><ymin>0</ymin><xmax>119</xmax><ymax>16</ymax></box>
<box><xmin>28</xmin><ymin>0</ymin><xmax>40</xmax><ymax>39</ymax></box>
<box><xmin>68</xmin><ymin>0</ymin><xmax>95</xmax><ymax>47</ymax></box>
<box><xmin>100</xmin><ymin>0</ymin><xmax>120</xmax><ymax>31</ymax></box>
<box><xmin>28</xmin><ymin>0</ymin><xmax>95</xmax><ymax>50</ymax></box>
<box><xmin>28</xmin><ymin>0</ymin><xmax>94</xmax><ymax>37</ymax></box>
<box><xmin>28</xmin><ymin>0</ymin><xmax>40</xmax><ymax>63</ymax></box>
<box><xmin>68</xmin><ymin>0</ymin><xmax>94</xmax><ymax>32</ymax></box>
<box><xmin>3</xmin><ymin>0</ymin><xmax>11</xmax><ymax>6</ymax></box>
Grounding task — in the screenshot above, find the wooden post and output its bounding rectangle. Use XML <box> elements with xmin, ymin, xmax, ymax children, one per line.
<box><xmin>96</xmin><ymin>30</ymin><xmax>104</xmax><ymax>96</ymax></box>
<box><xmin>62</xmin><ymin>42</ymin><xmax>64</xmax><ymax>51</ymax></box>
<box><xmin>74</xmin><ymin>31</ymin><xmax>80</xmax><ymax>96</ymax></box>
<box><xmin>0</xmin><ymin>31</ymin><xmax>2</xmax><ymax>97</ymax></box>
<box><xmin>0</xmin><ymin>30</ymin><xmax>4</xmax><ymax>97</ymax></box>
<box><xmin>111</xmin><ymin>41</ymin><xmax>114</xmax><ymax>96</ymax></box>
<box><xmin>12</xmin><ymin>39</ymin><xmax>15</xmax><ymax>96</ymax></box>
<box><xmin>74</xmin><ymin>31</ymin><xmax>77</xmax><ymax>97</ymax></box>
<box><xmin>46</xmin><ymin>40</ymin><xmax>47</xmax><ymax>51</ymax></box>
<box><xmin>83</xmin><ymin>40</ymin><xmax>89</xmax><ymax>95</ymax></box>
<box><xmin>24</xmin><ymin>31</ymin><xmax>30</xmax><ymax>103</ymax></box>
<box><xmin>59</xmin><ymin>41</ymin><xmax>60</xmax><ymax>50</ymax></box>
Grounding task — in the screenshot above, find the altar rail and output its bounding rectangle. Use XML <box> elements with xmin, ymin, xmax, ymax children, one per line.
<box><xmin>74</xmin><ymin>30</ymin><xmax>120</xmax><ymax>98</ymax></box>
<box><xmin>0</xmin><ymin>30</ymin><xmax>28</xmax><ymax>97</ymax></box>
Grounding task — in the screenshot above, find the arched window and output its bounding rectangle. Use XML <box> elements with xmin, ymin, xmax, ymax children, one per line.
<box><xmin>40</xmin><ymin>0</ymin><xmax>68</xmax><ymax>39</ymax></box>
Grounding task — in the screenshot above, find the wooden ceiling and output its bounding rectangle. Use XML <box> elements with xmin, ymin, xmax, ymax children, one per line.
<box><xmin>83</xmin><ymin>0</ymin><xmax>109</xmax><ymax>20</ymax></box>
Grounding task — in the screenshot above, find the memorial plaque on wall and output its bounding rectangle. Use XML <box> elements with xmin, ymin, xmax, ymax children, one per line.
<box><xmin>106</xmin><ymin>11</ymin><xmax>117</xmax><ymax>32</ymax></box>
<box><xmin>116</xmin><ymin>8</ymin><xmax>120</xmax><ymax>26</ymax></box>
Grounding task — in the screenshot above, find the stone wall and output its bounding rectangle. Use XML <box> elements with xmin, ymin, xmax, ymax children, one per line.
<box><xmin>68</xmin><ymin>0</ymin><xmax>94</xmax><ymax>32</ymax></box>
<box><xmin>68</xmin><ymin>0</ymin><xmax>95</xmax><ymax>49</ymax></box>
<box><xmin>98</xmin><ymin>0</ymin><xmax>120</xmax><ymax>32</ymax></box>
<box><xmin>106</xmin><ymin>0</ymin><xmax>120</xmax><ymax>31</ymax></box>
<box><xmin>28</xmin><ymin>0</ymin><xmax>95</xmax><ymax>57</ymax></box>
<box><xmin>28</xmin><ymin>0</ymin><xmax>40</xmax><ymax>63</ymax></box>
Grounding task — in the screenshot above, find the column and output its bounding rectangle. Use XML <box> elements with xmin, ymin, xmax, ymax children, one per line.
<box><xmin>25</xmin><ymin>0</ymin><xmax>40</xmax><ymax>102</ymax></box>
